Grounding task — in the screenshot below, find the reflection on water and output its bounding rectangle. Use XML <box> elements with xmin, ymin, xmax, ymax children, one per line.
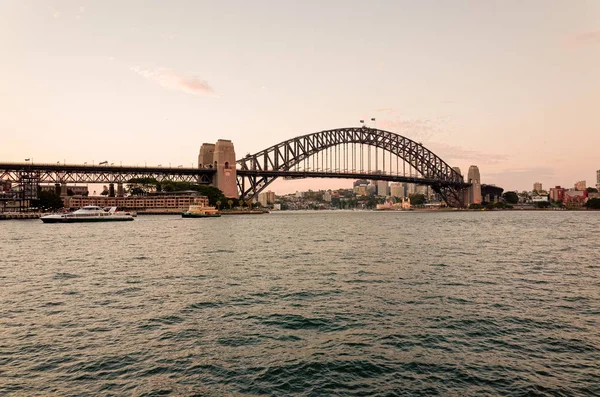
<box><xmin>1</xmin><ymin>211</ymin><xmax>599</xmax><ymax>396</ymax></box>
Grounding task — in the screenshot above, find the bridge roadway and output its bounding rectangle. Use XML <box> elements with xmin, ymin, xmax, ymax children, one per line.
<box><xmin>0</xmin><ymin>162</ymin><xmax>215</xmax><ymax>184</ymax></box>
<box><xmin>0</xmin><ymin>162</ymin><xmax>468</xmax><ymax>188</ymax></box>
<box><xmin>241</xmin><ymin>170</ymin><xmax>469</xmax><ymax>188</ymax></box>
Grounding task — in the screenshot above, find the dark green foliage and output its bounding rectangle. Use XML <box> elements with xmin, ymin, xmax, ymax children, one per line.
<box><xmin>503</xmin><ymin>191</ymin><xmax>519</xmax><ymax>204</ymax></box>
<box><xmin>586</xmin><ymin>198</ymin><xmax>600</xmax><ymax>209</ymax></box>
<box><xmin>586</xmin><ymin>187</ymin><xmax>598</xmax><ymax>193</ymax></box>
<box><xmin>535</xmin><ymin>201</ymin><xmax>551</xmax><ymax>208</ymax></box>
<box><xmin>157</xmin><ymin>181</ymin><xmax>227</xmax><ymax>206</ymax></box>
<box><xmin>409</xmin><ymin>193</ymin><xmax>426</xmax><ymax>206</ymax></box>
<box><xmin>33</xmin><ymin>190</ymin><xmax>64</xmax><ymax>211</ymax></box>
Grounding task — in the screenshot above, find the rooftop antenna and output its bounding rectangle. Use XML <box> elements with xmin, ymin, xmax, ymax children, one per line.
<box><xmin>360</xmin><ymin>119</ymin><xmax>365</xmax><ymax>128</ymax></box>
<box><xmin>371</xmin><ymin>117</ymin><xmax>376</xmax><ymax>129</ymax></box>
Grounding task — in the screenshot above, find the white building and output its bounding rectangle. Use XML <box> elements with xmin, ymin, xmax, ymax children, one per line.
<box><xmin>390</xmin><ymin>183</ymin><xmax>404</xmax><ymax>198</ymax></box>
<box><xmin>376</xmin><ymin>180</ymin><xmax>388</xmax><ymax>196</ymax></box>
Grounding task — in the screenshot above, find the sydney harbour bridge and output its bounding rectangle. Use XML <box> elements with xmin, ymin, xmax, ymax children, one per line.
<box><xmin>0</xmin><ymin>127</ymin><xmax>471</xmax><ymax>208</ymax></box>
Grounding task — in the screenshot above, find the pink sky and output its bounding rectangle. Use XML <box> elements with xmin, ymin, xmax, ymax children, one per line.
<box><xmin>1</xmin><ymin>0</ymin><xmax>599</xmax><ymax>193</ymax></box>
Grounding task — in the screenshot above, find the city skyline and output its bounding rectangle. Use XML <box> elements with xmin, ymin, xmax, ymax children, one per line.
<box><xmin>1</xmin><ymin>0</ymin><xmax>599</xmax><ymax>194</ymax></box>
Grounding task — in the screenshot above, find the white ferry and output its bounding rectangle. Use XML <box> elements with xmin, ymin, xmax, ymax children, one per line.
<box><xmin>40</xmin><ymin>206</ymin><xmax>135</xmax><ymax>223</ymax></box>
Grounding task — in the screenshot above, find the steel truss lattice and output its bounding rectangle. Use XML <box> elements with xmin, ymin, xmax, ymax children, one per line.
<box><xmin>236</xmin><ymin>127</ymin><xmax>469</xmax><ymax>207</ymax></box>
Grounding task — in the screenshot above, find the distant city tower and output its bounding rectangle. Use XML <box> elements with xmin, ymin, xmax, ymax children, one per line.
<box><xmin>533</xmin><ymin>182</ymin><xmax>542</xmax><ymax>192</ymax></box>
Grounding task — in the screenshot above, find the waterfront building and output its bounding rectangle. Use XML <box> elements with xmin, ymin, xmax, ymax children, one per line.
<box><xmin>574</xmin><ymin>180</ymin><xmax>586</xmax><ymax>191</ymax></box>
<box><xmin>533</xmin><ymin>182</ymin><xmax>542</xmax><ymax>192</ymax></box>
<box><xmin>549</xmin><ymin>186</ymin><xmax>565</xmax><ymax>202</ymax></box>
<box><xmin>406</xmin><ymin>183</ymin><xmax>416</xmax><ymax>195</ymax></box>
<box><xmin>376</xmin><ymin>180</ymin><xmax>388</xmax><ymax>196</ymax></box>
<box><xmin>390</xmin><ymin>183</ymin><xmax>404</xmax><ymax>198</ymax></box>
<box><xmin>258</xmin><ymin>190</ymin><xmax>275</xmax><ymax>207</ymax></box>
<box><xmin>323</xmin><ymin>190</ymin><xmax>332</xmax><ymax>202</ymax></box>
<box><xmin>466</xmin><ymin>165</ymin><xmax>482</xmax><ymax>204</ymax></box>
<box><xmin>563</xmin><ymin>189</ymin><xmax>587</xmax><ymax>207</ymax></box>
<box><xmin>597</xmin><ymin>170</ymin><xmax>600</xmax><ymax>189</ymax></box>
<box><xmin>295</xmin><ymin>191</ymin><xmax>304</xmax><ymax>198</ymax></box>
<box><xmin>63</xmin><ymin>192</ymin><xmax>206</xmax><ymax>211</ymax></box>
<box><xmin>354</xmin><ymin>185</ymin><xmax>368</xmax><ymax>196</ymax></box>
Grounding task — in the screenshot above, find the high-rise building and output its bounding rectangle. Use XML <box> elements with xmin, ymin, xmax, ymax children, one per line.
<box><xmin>574</xmin><ymin>180</ymin><xmax>586</xmax><ymax>191</ymax></box>
<box><xmin>596</xmin><ymin>170</ymin><xmax>600</xmax><ymax>189</ymax></box>
<box><xmin>258</xmin><ymin>190</ymin><xmax>275</xmax><ymax>207</ymax></box>
<box><xmin>390</xmin><ymin>183</ymin><xmax>404</xmax><ymax>198</ymax></box>
<box><xmin>376</xmin><ymin>180</ymin><xmax>388</xmax><ymax>196</ymax></box>
<box><xmin>549</xmin><ymin>186</ymin><xmax>566</xmax><ymax>202</ymax></box>
<box><xmin>466</xmin><ymin>165</ymin><xmax>482</xmax><ymax>204</ymax></box>
<box><xmin>533</xmin><ymin>182</ymin><xmax>542</xmax><ymax>192</ymax></box>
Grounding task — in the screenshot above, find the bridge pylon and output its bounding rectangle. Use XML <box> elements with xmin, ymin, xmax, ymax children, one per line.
<box><xmin>198</xmin><ymin>140</ymin><xmax>237</xmax><ymax>198</ymax></box>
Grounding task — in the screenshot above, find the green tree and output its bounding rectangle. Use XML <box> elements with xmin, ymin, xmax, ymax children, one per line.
<box><xmin>586</xmin><ymin>187</ymin><xmax>598</xmax><ymax>193</ymax></box>
<box><xmin>33</xmin><ymin>191</ymin><xmax>64</xmax><ymax>211</ymax></box>
<box><xmin>586</xmin><ymin>198</ymin><xmax>600</xmax><ymax>209</ymax></box>
<box><xmin>239</xmin><ymin>199</ymin><xmax>244</xmax><ymax>207</ymax></box>
<box><xmin>409</xmin><ymin>193</ymin><xmax>426</xmax><ymax>206</ymax></box>
<box><xmin>227</xmin><ymin>199</ymin><xmax>233</xmax><ymax>210</ymax></box>
<box><xmin>503</xmin><ymin>191</ymin><xmax>519</xmax><ymax>204</ymax></box>
<box><xmin>216</xmin><ymin>200</ymin><xmax>222</xmax><ymax>210</ymax></box>
<box><xmin>536</xmin><ymin>201</ymin><xmax>551</xmax><ymax>208</ymax></box>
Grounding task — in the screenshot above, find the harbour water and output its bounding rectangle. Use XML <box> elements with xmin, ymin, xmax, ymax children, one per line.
<box><xmin>1</xmin><ymin>211</ymin><xmax>599</xmax><ymax>396</ymax></box>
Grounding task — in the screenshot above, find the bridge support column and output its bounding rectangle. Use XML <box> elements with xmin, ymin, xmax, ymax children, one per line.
<box><xmin>213</xmin><ymin>140</ymin><xmax>237</xmax><ymax>198</ymax></box>
<box><xmin>117</xmin><ymin>183</ymin><xmax>124</xmax><ymax>197</ymax></box>
<box><xmin>109</xmin><ymin>183</ymin><xmax>115</xmax><ymax>197</ymax></box>
<box><xmin>55</xmin><ymin>183</ymin><xmax>61</xmax><ymax>196</ymax></box>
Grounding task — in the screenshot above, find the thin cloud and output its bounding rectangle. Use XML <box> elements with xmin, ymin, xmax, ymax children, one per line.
<box><xmin>426</xmin><ymin>142</ymin><xmax>509</xmax><ymax>164</ymax></box>
<box><xmin>130</xmin><ymin>66</ymin><xmax>214</xmax><ymax>96</ymax></box>
<box><xmin>564</xmin><ymin>30</ymin><xmax>600</xmax><ymax>47</ymax></box>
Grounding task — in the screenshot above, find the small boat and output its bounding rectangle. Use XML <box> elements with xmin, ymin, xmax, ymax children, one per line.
<box><xmin>182</xmin><ymin>197</ymin><xmax>221</xmax><ymax>218</ymax></box>
<box><xmin>41</xmin><ymin>206</ymin><xmax>135</xmax><ymax>223</ymax></box>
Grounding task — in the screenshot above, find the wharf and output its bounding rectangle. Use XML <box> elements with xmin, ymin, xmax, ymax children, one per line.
<box><xmin>0</xmin><ymin>213</ymin><xmax>41</xmax><ymax>220</ymax></box>
<box><xmin>220</xmin><ymin>210</ymin><xmax>269</xmax><ymax>215</ymax></box>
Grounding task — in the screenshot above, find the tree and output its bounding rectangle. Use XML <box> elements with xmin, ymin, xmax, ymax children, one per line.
<box><xmin>586</xmin><ymin>198</ymin><xmax>600</xmax><ymax>209</ymax></box>
<box><xmin>157</xmin><ymin>181</ymin><xmax>226</xmax><ymax>206</ymax></box>
<box><xmin>586</xmin><ymin>187</ymin><xmax>598</xmax><ymax>193</ymax></box>
<box><xmin>100</xmin><ymin>186</ymin><xmax>109</xmax><ymax>196</ymax></box>
<box><xmin>536</xmin><ymin>201</ymin><xmax>551</xmax><ymax>208</ymax></box>
<box><xmin>227</xmin><ymin>199</ymin><xmax>233</xmax><ymax>210</ymax></box>
<box><xmin>409</xmin><ymin>193</ymin><xmax>426</xmax><ymax>206</ymax></box>
<box><xmin>33</xmin><ymin>191</ymin><xmax>64</xmax><ymax>211</ymax></box>
<box><xmin>239</xmin><ymin>199</ymin><xmax>244</xmax><ymax>207</ymax></box>
<box><xmin>216</xmin><ymin>200</ymin><xmax>222</xmax><ymax>210</ymax></box>
<box><xmin>503</xmin><ymin>191</ymin><xmax>519</xmax><ymax>204</ymax></box>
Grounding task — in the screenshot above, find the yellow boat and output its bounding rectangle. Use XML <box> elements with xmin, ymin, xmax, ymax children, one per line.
<box><xmin>182</xmin><ymin>197</ymin><xmax>221</xmax><ymax>218</ymax></box>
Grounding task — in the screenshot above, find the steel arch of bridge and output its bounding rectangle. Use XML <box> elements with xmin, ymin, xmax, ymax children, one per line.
<box><xmin>236</xmin><ymin>127</ymin><xmax>469</xmax><ymax>207</ymax></box>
